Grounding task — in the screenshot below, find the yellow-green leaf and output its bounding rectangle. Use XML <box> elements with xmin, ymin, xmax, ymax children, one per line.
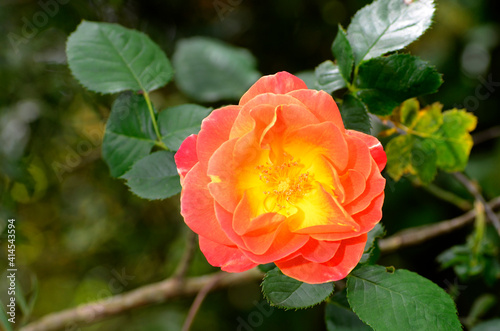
<box><xmin>413</xmin><ymin>103</ymin><xmax>443</xmax><ymax>133</ymax></box>
<box><xmin>433</xmin><ymin>109</ymin><xmax>477</xmax><ymax>172</ymax></box>
<box><xmin>386</xmin><ymin>99</ymin><xmax>477</xmax><ymax>184</ymax></box>
<box><xmin>385</xmin><ymin>135</ymin><xmax>412</xmax><ymax>182</ymax></box>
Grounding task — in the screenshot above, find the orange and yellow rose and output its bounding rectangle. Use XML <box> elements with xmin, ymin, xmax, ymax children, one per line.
<box><xmin>175</xmin><ymin>72</ymin><xmax>386</xmax><ymax>284</ymax></box>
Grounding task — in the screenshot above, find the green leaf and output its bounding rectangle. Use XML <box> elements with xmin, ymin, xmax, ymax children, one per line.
<box><xmin>346</xmin><ymin>0</ymin><xmax>435</xmax><ymax>65</ymax></box>
<box><xmin>262</xmin><ymin>267</ymin><xmax>334</xmax><ymax>309</ymax></box>
<box><xmin>385</xmin><ymin>134</ymin><xmax>412</xmax><ymax>182</ymax></box>
<box><xmin>466</xmin><ymin>294</ymin><xmax>497</xmax><ymax>328</ymax></box>
<box><xmin>121</xmin><ymin>151</ymin><xmax>181</xmax><ymax>200</ymax></box>
<box><xmin>158</xmin><ymin>104</ymin><xmax>212</xmax><ymax>151</ymax></box>
<box><xmin>315</xmin><ymin>60</ymin><xmax>347</xmax><ymax>94</ymax></box>
<box><xmin>437</xmin><ymin>220</ymin><xmax>498</xmax><ymax>282</ymax></box>
<box><xmin>173</xmin><ymin>37</ymin><xmax>260</xmax><ymax>102</ymax></box>
<box><xmin>340</xmin><ymin>94</ymin><xmax>371</xmax><ymax>134</ymax></box>
<box><xmin>102</xmin><ymin>93</ymin><xmax>156</xmax><ymax>178</ymax></box>
<box><xmin>0</xmin><ymin>304</ymin><xmax>14</xmax><ymax>331</ymax></box>
<box><xmin>15</xmin><ymin>280</ymin><xmax>29</xmax><ymax>317</ymax></box>
<box><xmin>355</xmin><ymin>54</ymin><xmax>443</xmax><ymax>115</ymax></box>
<box><xmin>326</xmin><ymin>289</ymin><xmax>372</xmax><ymax>331</ymax></box>
<box><xmin>386</xmin><ymin>135</ymin><xmax>438</xmax><ymax>184</ymax></box>
<box><xmin>434</xmin><ymin>109</ymin><xmax>477</xmax><ymax>172</ymax></box>
<box><xmin>399</xmin><ymin>97</ymin><xmax>420</xmax><ymax>128</ymax></box>
<box><xmin>412</xmin><ymin>102</ymin><xmax>443</xmax><ymax>133</ymax></box>
<box><xmin>294</xmin><ymin>70</ymin><xmax>317</xmax><ymax>89</ymax></box>
<box><xmin>15</xmin><ymin>274</ymin><xmax>38</xmax><ymax>325</ymax></box>
<box><xmin>410</xmin><ymin>136</ymin><xmax>438</xmax><ymax>183</ymax></box>
<box><xmin>359</xmin><ymin>223</ymin><xmax>385</xmax><ymax>264</ymax></box>
<box><xmin>471</xmin><ymin>319</ymin><xmax>500</xmax><ymax>331</ymax></box>
<box><xmin>67</xmin><ymin>21</ymin><xmax>173</xmax><ymax>94</ymax></box>
<box><xmin>258</xmin><ymin>263</ymin><xmax>277</xmax><ymax>273</ymax></box>
<box><xmin>332</xmin><ymin>26</ymin><xmax>354</xmax><ymax>84</ymax></box>
<box><xmin>386</xmin><ymin>99</ymin><xmax>477</xmax><ymax>183</ymax></box>
<box><xmin>347</xmin><ymin>265</ymin><xmax>461</xmax><ymax>331</ymax></box>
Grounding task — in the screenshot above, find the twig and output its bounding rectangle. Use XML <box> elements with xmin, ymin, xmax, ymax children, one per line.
<box><xmin>472</xmin><ymin>125</ymin><xmax>500</xmax><ymax>145</ymax></box>
<box><xmin>20</xmin><ymin>269</ymin><xmax>264</xmax><ymax>331</ymax></box>
<box><xmin>453</xmin><ymin>172</ymin><xmax>500</xmax><ymax>236</ymax></box>
<box><xmin>181</xmin><ymin>272</ymin><xmax>225</xmax><ymax>331</ymax></box>
<box><xmin>21</xmin><ymin>196</ymin><xmax>500</xmax><ymax>331</ymax></box>
<box><xmin>173</xmin><ymin>231</ymin><xmax>197</xmax><ymax>281</ymax></box>
<box><xmin>411</xmin><ymin>179</ymin><xmax>472</xmax><ymax>211</ymax></box>
<box><xmin>379</xmin><ymin>196</ymin><xmax>500</xmax><ymax>253</ymax></box>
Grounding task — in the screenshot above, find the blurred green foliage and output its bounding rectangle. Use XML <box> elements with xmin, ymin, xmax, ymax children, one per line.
<box><xmin>1</xmin><ymin>0</ymin><xmax>500</xmax><ymax>330</ymax></box>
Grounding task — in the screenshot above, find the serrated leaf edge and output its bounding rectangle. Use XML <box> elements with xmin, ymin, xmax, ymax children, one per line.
<box><xmin>261</xmin><ymin>268</ymin><xmax>334</xmax><ymax>310</ymax></box>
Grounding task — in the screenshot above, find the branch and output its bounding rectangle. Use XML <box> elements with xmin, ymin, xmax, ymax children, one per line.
<box><xmin>412</xmin><ymin>179</ymin><xmax>472</xmax><ymax>211</ymax></box>
<box><xmin>21</xmin><ymin>196</ymin><xmax>500</xmax><ymax>331</ymax></box>
<box><xmin>173</xmin><ymin>231</ymin><xmax>197</xmax><ymax>281</ymax></box>
<box><xmin>472</xmin><ymin>125</ymin><xmax>500</xmax><ymax>145</ymax></box>
<box><xmin>453</xmin><ymin>172</ymin><xmax>500</xmax><ymax>236</ymax></box>
<box><xmin>20</xmin><ymin>268</ymin><xmax>264</xmax><ymax>331</ymax></box>
<box><xmin>181</xmin><ymin>272</ymin><xmax>225</xmax><ymax>331</ymax></box>
<box><xmin>379</xmin><ymin>196</ymin><xmax>500</xmax><ymax>253</ymax></box>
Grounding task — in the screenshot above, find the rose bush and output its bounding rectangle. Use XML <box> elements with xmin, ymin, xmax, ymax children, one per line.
<box><xmin>175</xmin><ymin>72</ymin><xmax>386</xmax><ymax>283</ymax></box>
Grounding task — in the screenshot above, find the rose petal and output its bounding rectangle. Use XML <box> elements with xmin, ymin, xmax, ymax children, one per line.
<box><xmin>277</xmin><ymin>103</ymin><xmax>321</xmax><ymax>132</ymax></box>
<box><xmin>175</xmin><ymin>134</ymin><xmax>199</xmax><ymax>182</ymax></box>
<box><xmin>233</xmin><ymin>192</ymin><xmax>285</xmax><ymax>236</ymax></box>
<box><xmin>291</xmin><ymin>182</ymin><xmax>360</xmax><ymax>234</ymax></box>
<box><xmin>233</xmin><ymin>104</ymin><xmax>277</xmax><ymax>165</ymax></box>
<box><xmin>276</xmin><ymin>234</ymin><xmax>367</xmax><ymax>284</ymax></box>
<box><xmin>310</xmin><ymin>192</ymin><xmax>384</xmax><ymax>241</ymax></box>
<box><xmin>339</xmin><ymin>169</ymin><xmax>366</xmax><ymax>205</ymax></box>
<box><xmin>208</xmin><ymin>137</ymin><xmax>272</xmax><ymax>213</ymax></box>
<box><xmin>343</xmin><ymin>159</ymin><xmax>386</xmax><ymax>215</ymax></box>
<box><xmin>198</xmin><ymin>235</ymin><xmax>258</xmax><ymax>272</ymax></box>
<box><xmin>286</xmin><ymin>89</ymin><xmax>344</xmax><ymax>130</ymax></box>
<box><xmin>342</xmin><ymin>133</ymin><xmax>373</xmax><ymax>179</ymax></box>
<box><xmin>346</xmin><ymin>130</ymin><xmax>386</xmax><ymax>171</ymax></box>
<box><xmin>215</xmin><ymin>201</ymin><xmax>248</xmax><ymax>249</ymax></box>
<box><xmin>351</xmin><ymin>191</ymin><xmax>384</xmax><ymax>233</ymax></box>
<box><xmin>231</xmin><ymin>93</ymin><xmax>305</xmax><ymax>140</ymax></box>
<box><xmin>197</xmin><ymin>105</ymin><xmax>240</xmax><ymax>169</ymax></box>
<box><xmin>240</xmin><ymin>225</ymin><xmax>280</xmax><ymax>255</ymax></box>
<box><xmin>241</xmin><ymin>222</ymin><xmax>309</xmax><ymax>264</ymax></box>
<box><xmin>181</xmin><ymin>163</ymin><xmax>233</xmax><ymax>246</ymax></box>
<box><xmin>299</xmin><ymin>238</ymin><xmax>341</xmax><ymax>263</ymax></box>
<box><xmin>207</xmin><ymin>139</ymin><xmax>240</xmax><ymax>212</ymax></box>
<box><xmin>239</xmin><ymin>72</ymin><xmax>308</xmax><ymax>106</ymax></box>
<box><xmin>285</xmin><ymin>122</ymin><xmax>348</xmax><ymax>172</ymax></box>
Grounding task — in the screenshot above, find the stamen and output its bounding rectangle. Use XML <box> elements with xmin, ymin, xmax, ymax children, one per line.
<box><xmin>256</xmin><ymin>153</ymin><xmax>313</xmax><ymax>215</ymax></box>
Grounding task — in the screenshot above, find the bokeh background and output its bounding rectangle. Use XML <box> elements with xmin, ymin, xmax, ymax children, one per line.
<box><xmin>1</xmin><ymin>0</ymin><xmax>500</xmax><ymax>330</ymax></box>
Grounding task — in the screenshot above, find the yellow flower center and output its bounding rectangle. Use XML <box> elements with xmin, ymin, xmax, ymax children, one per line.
<box><xmin>256</xmin><ymin>153</ymin><xmax>313</xmax><ymax>216</ymax></box>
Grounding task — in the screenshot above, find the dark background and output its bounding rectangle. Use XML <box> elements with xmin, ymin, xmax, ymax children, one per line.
<box><xmin>1</xmin><ymin>0</ymin><xmax>499</xmax><ymax>330</ymax></box>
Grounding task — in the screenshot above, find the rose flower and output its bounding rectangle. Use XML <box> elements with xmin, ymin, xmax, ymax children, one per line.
<box><xmin>175</xmin><ymin>72</ymin><xmax>386</xmax><ymax>284</ymax></box>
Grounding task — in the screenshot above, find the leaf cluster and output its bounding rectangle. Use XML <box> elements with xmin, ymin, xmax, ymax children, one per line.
<box><xmin>67</xmin><ymin>21</ymin><xmax>213</xmax><ymax>200</ymax></box>
<box><xmin>386</xmin><ymin>99</ymin><xmax>477</xmax><ymax>184</ymax></box>
<box><xmin>316</xmin><ymin>0</ymin><xmax>441</xmax><ymax>134</ymax></box>
<box><xmin>260</xmin><ymin>227</ymin><xmax>462</xmax><ymax>330</ymax></box>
